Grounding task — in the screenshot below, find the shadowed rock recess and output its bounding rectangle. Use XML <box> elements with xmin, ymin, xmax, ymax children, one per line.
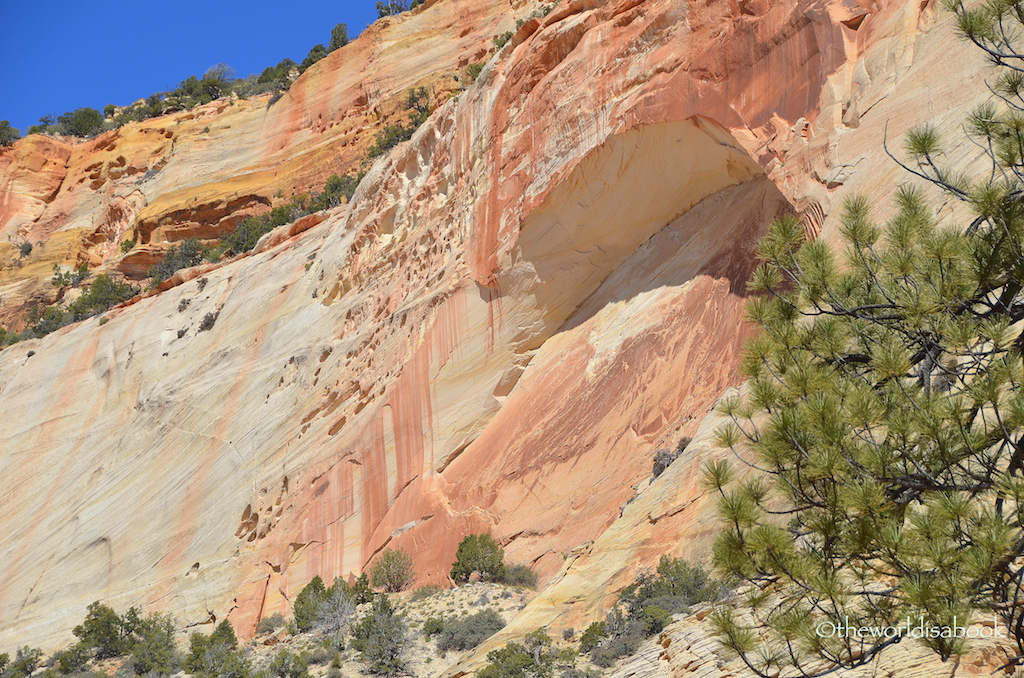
<box><xmin>0</xmin><ymin>0</ymin><xmax>1001</xmax><ymax>674</ymax></box>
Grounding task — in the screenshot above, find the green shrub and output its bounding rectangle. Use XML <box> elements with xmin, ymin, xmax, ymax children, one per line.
<box><xmin>349</xmin><ymin>595</ymin><xmax>407</xmax><ymax>675</ymax></box>
<box><xmin>618</xmin><ymin>556</ymin><xmax>726</xmax><ymax>619</ymax></box>
<box><xmin>315</xmin><ymin>579</ymin><xmax>356</xmax><ymax>641</ymax></box>
<box><xmin>434</xmin><ymin>609</ymin><xmax>505</xmax><ymax>655</ymax></box>
<box><xmin>422</xmin><ymin>617</ymin><xmax>445</xmax><ymax>638</ymax></box>
<box><xmin>120</xmin><ymin>239</ymin><xmax>136</xmax><ymax>254</ymax></box>
<box><xmin>73</xmin><ymin>602</ymin><xmax>142</xmax><ymax>659</ymax></box>
<box><xmin>476</xmin><ymin>630</ymin><xmax>569</xmax><ymax>678</ymax></box>
<box><xmin>3</xmin><ymin>647</ymin><xmax>43</xmax><ymax>678</ymax></box>
<box><xmin>256</xmin><ymin>612</ymin><xmax>286</xmax><ymax>635</ymax></box>
<box><xmin>129</xmin><ymin>613</ymin><xmax>177</xmax><ymax>675</ymax></box>
<box><xmin>450</xmin><ymin>533</ymin><xmax>505</xmax><ymax>583</ymax></box>
<box><xmin>148</xmin><ymin>238</ymin><xmax>203</xmax><ymax>287</ymax></box>
<box><xmin>652</xmin><ymin>437</ymin><xmax>689</xmax><ymax>478</ymax></box>
<box><xmin>258</xmin><ymin>59</ymin><xmax>297</xmax><ymax>90</ymax></box>
<box><xmin>578</xmin><ymin>621</ymin><xmax>607</xmax><ymax>654</ymax></box>
<box><xmin>0</xmin><ymin>120</ymin><xmax>19</xmax><ymax>146</ymax></box>
<box><xmin>371</xmin><ymin>547</ymin><xmax>416</xmax><ymax>592</ymax></box>
<box><xmin>55</xmin><ymin>643</ymin><xmax>89</xmax><ymax>674</ymax></box>
<box><xmin>29</xmin><ymin>270</ymin><xmax>134</xmax><ymax>337</ymax></box>
<box><xmin>301</xmin><ymin>646</ymin><xmax>334</xmax><ymax>666</ymax></box>
<box><xmin>184</xmin><ymin>620</ymin><xmax>249</xmax><ymax>678</ymax></box>
<box><xmin>198</xmin><ymin>311</ymin><xmax>219</xmax><ymax>332</ymax></box>
<box><xmin>264</xmin><ymin>650</ymin><xmax>308</xmax><ymax>678</ymax></box>
<box><xmin>580</xmin><ymin>557</ymin><xmax>725</xmax><ymax>667</ymax></box>
<box><xmin>500</xmin><ymin>563</ymin><xmax>537</xmax><ymax>588</ymax></box>
<box><xmin>466</xmin><ymin>63</ymin><xmax>484</xmax><ymax>83</ymax></box>
<box><xmin>410</xmin><ymin>584</ymin><xmax>442</xmax><ymax>602</ymax></box>
<box><xmin>293</xmin><ymin>576</ymin><xmax>329</xmax><ymax>633</ymax></box>
<box><xmin>366</xmin><ymin>88</ymin><xmax>430</xmax><ymax>159</ymax></box>
<box><xmin>492</xmin><ymin>31</ymin><xmax>513</xmax><ymax>50</ymax></box>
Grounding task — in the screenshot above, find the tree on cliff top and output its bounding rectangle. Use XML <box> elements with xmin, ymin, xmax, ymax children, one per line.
<box><xmin>328</xmin><ymin>23</ymin><xmax>349</xmax><ymax>52</ymax></box>
<box><xmin>0</xmin><ymin>121</ymin><xmax>19</xmax><ymax>146</ymax></box>
<box><xmin>707</xmin><ymin>3</ymin><xmax>1024</xmax><ymax>675</ymax></box>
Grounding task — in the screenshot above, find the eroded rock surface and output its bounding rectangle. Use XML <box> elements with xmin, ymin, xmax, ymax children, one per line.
<box><xmin>0</xmin><ymin>2</ymin><xmax>996</xmax><ymax>674</ymax></box>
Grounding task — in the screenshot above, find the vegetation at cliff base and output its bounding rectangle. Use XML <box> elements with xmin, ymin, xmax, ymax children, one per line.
<box><xmin>450</xmin><ymin>533</ymin><xmax>506</xmax><ymax>583</ymax></box>
<box><xmin>370</xmin><ymin>547</ymin><xmax>416</xmax><ymax>592</ymax></box>
<box><xmin>577</xmin><ymin>556</ymin><xmax>726</xmax><ymax>668</ymax></box>
<box><xmin>349</xmin><ymin>595</ymin><xmax>407</xmax><ymax>676</ymax></box>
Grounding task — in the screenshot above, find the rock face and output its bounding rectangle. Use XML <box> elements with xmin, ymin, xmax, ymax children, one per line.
<box><xmin>0</xmin><ymin>1</ymin><xmax>998</xmax><ymax>676</ymax></box>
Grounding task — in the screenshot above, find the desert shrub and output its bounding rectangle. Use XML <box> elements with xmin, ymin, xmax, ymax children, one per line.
<box><xmin>256</xmin><ymin>612</ymin><xmax>285</xmax><ymax>635</ymax></box>
<box><xmin>315</xmin><ymin>579</ymin><xmax>356</xmax><ymax>641</ymax></box>
<box><xmin>71</xmin><ymin>275</ymin><xmax>136</xmax><ymax>317</ymax></box>
<box><xmin>581</xmin><ymin>557</ymin><xmax>725</xmax><ymax>667</ymax></box>
<box><xmin>0</xmin><ymin>326</ymin><xmax>17</xmax><ymax>347</ymax></box>
<box><xmin>578</xmin><ymin>621</ymin><xmax>607</xmax><ymax>654</ymax></box>
<box><xmin>619</xmin><ymin>556</ymin><xmax>726</xmax><ymax>620</ymax></box>
<box><xmin>366</xmin><ymin>88</ymin><xmax>430</xmax><ymax>159</ymax></box>
<box><xmin>129</xmin><ymin>613</ymin><xmax>177</xmax><ymax>675</ymax></box>
<box><xmin>293</xmin><ymin>576</ymin><xmax>329</xmax><ymax>633</ymax></box>
<box><xmin>18</xmin><ymin>242</ymin><xmax>32</xmax><ymax>258</ymax></box>
<box><xmin>349</xmin><ymin>595</ymin><xmax>407</xmax><ymax>675</ymax></box>
<box><xmin>29</xmin><ymin>271</ymin><xmax>135</xmax><ymax>336</ymax></box>
<box><xmin>450</xmin><ymin>533</ymin><xmax>505</xmax><ymax>583</ymax></box>
<box><xmin>73</xmin><ymin>602</ymin><xmax>142</xmax><ymax>659</ymax></box>
<box><xmin>257</xmin><ymin>59</ymin><xmax>297</xmax><ymax>91</ymax></box>
<box><xmin>120</xmin><ymin>239</ymin><xmax>136</xmax><ymax>254</ymax></box>
<box><xmin>422</xmin><ymin>617</ymin><xmax>445</xmax><ymax>638</ymax></box>
<box><xmin>434</xmin><ymin>609</ymin><xmax>505</xmax><ymax>655</ymax></box>
<box><xmin>51</xmin><ymin>263</ymin><xmax>90</xmax><ymax>289</ymax></box>
<box><xmin>3</xmin><ymin>647</ymin><xmax>43</xmax><ymax>678</ymax></box>
<box><xmin>560</xmin><ymin>669</ymin><xmax>601</xmax><ymax>678</ymax></box>
<box><xmin>148</xmin><ymin>238</ymin><xmax>203</xmax><ymax>287</ymax></box>
<box><xmin>652</xmin><ymin>437</ymin><xmax>690</xmax><ymax>478</ymax></box>
<box><xmin>492</xmin><ymin>31</ymin><xmax>513</xmax><ymax>50</ymax></box>
<box><xmin>55</xmin><ymin>643</ymin><xmax>89</xmax><ymax>674</ymax></box>
<box><xmin>223</xmin><ymin>202</ymin><xmax>295</xmax><ymax>254</ymax></box>
<box><xmin>371</xmin><ymin>547</ymin><xmax>416</xmax><ymax>592</ymax></box>
<box><xmin>263</xmin><ymin>650</ymin><xmax>308</xmax><ymax>678</ymax></box>
<box><xmin>301</xmin><ymin>647</ymin><xmax>333</xmax><ymax>666</ymax></box>
<box><xmin>410</xmin><ymin>584</ymin><xmax>442</xmax><ymax>602</ymax></box>
<box><xmin>351</xmin><ymin>572</ymin><xmax>374</xmax><ymax>604</ymax></box>
<box><xmin>477</xmin><ymin>630</ymin><xmax>571</xmax><ymax>678</ymax></box>
<box><xmin>467</xmin><ymin>63</ymin><xmax>484</xmax><ymax>82</ymax></box>
<box><xmin>198</xmin><ymin>311</ymin><xmax>219</xmax><ymax>332</ymax></box>
<box><xmin>0</xmin><ymin>120</ymin><xmax>19</xmax><ymax>146</ymax></box>
<box><xmin>500</xmin><ymin>563</ymin><xmax>538</xmax><ymax>588</ymax></box>
<box><xmin>184</xmin><ymin>622</ymin><xmax>247</xmax><ymax>678</ymax></box>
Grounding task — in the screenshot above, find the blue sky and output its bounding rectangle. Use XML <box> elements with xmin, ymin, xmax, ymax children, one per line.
<box><xmin>0</xmin><ymin>0</ymin><xmax>382</xmax><ymax>134</ymax></box>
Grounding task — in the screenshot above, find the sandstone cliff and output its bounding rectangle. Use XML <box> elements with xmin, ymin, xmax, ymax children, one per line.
<box><xmin>0</xmin><ymin>0</ymin><xmax>1000</xmax><ymax>675</ymax></box>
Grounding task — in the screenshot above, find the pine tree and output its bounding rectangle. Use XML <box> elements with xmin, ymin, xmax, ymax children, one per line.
<box><xmin>707</xmin><ymin>4</ymin><xmax>1024</xmax><ymax>675</ymax></box>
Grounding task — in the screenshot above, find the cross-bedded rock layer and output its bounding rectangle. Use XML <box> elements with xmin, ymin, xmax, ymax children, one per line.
<box><xmin>0</xmin><ymin>2</ymin><xmax>993</xmax><ymax>674</ymax></box>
